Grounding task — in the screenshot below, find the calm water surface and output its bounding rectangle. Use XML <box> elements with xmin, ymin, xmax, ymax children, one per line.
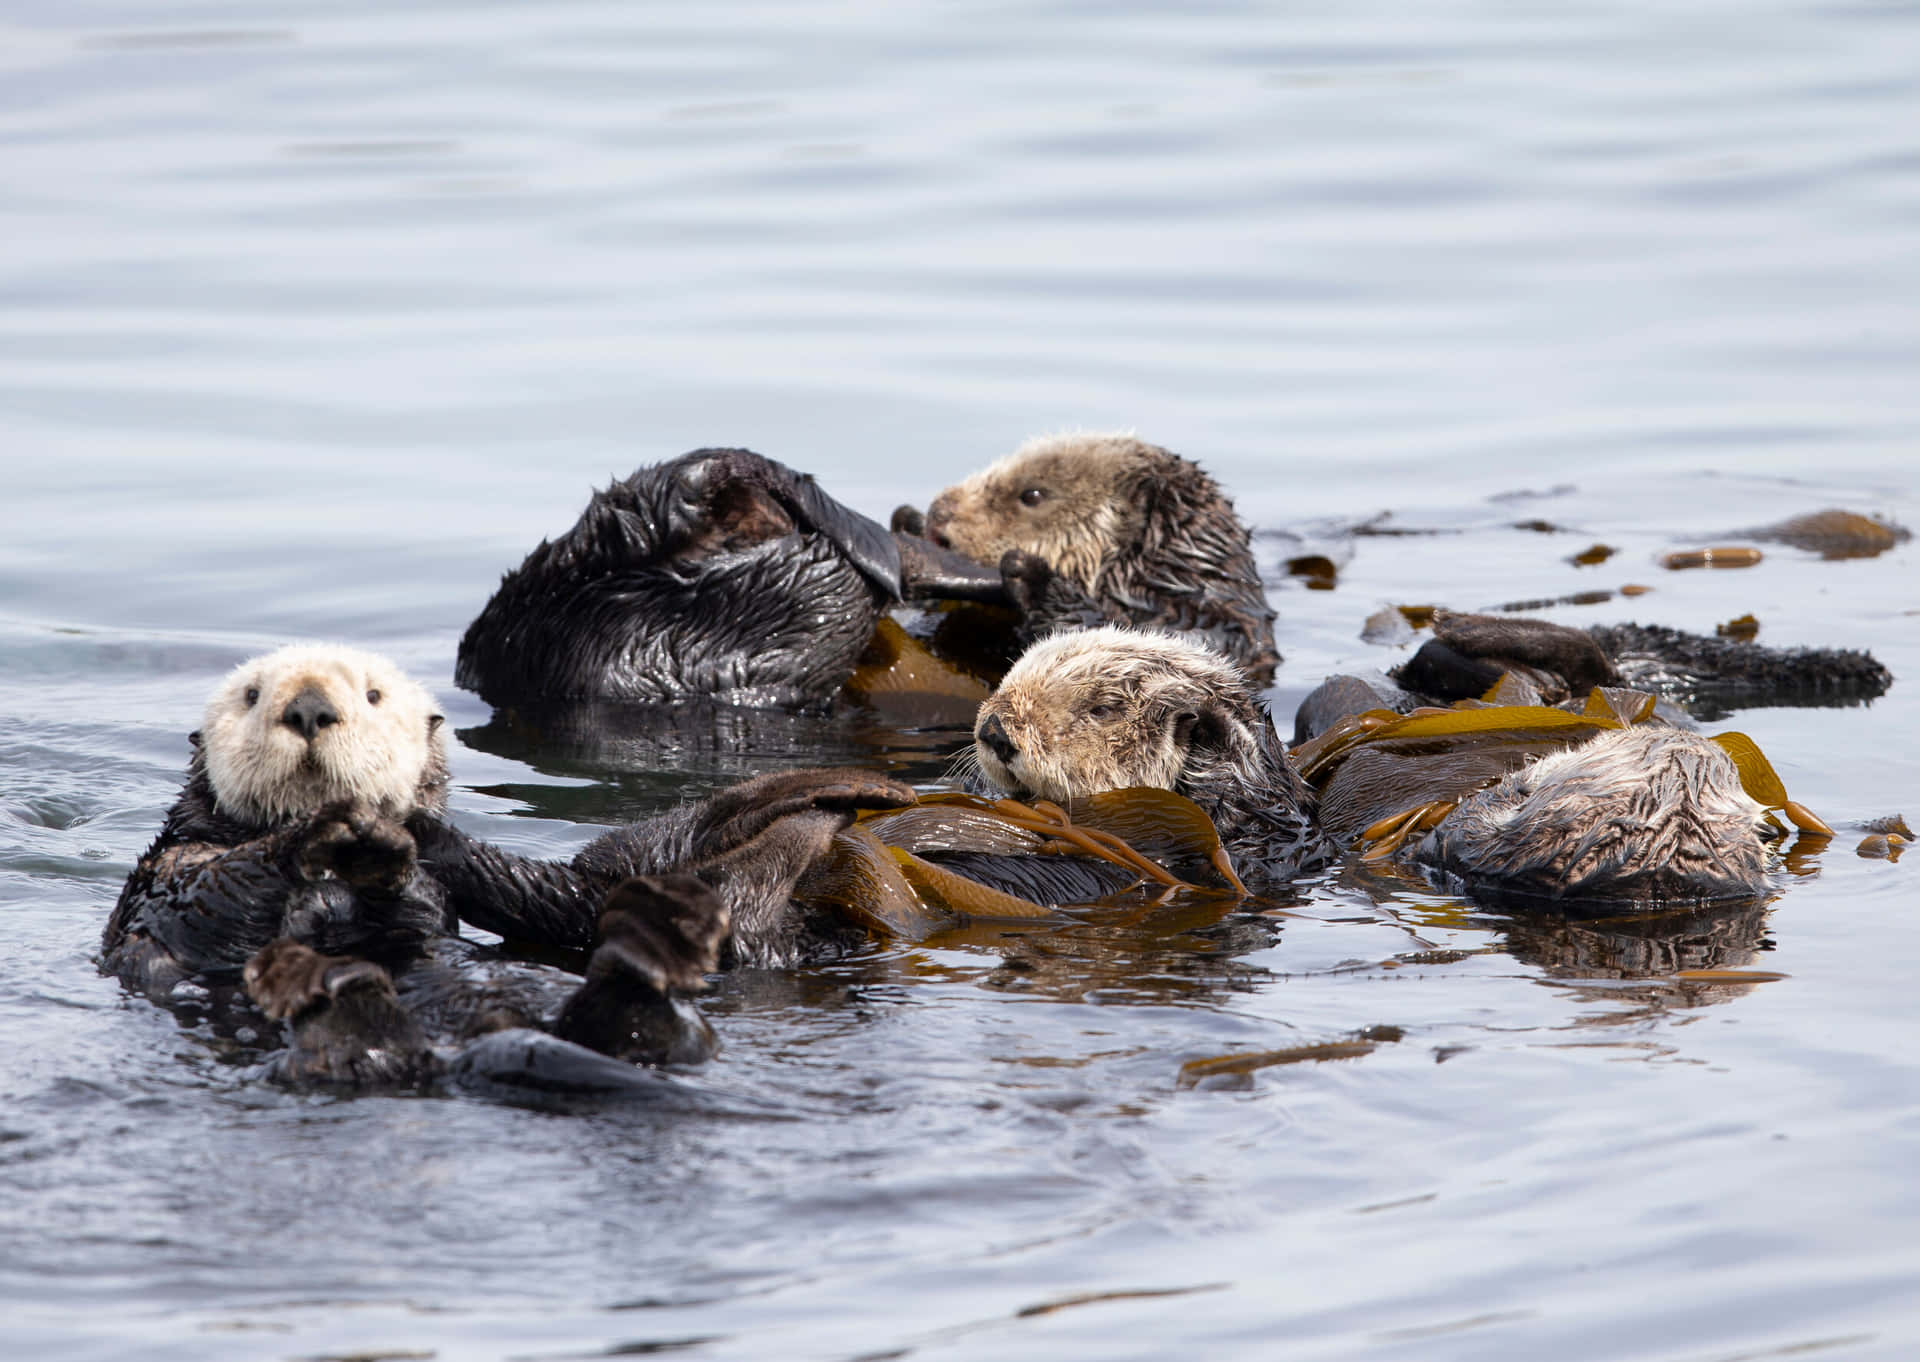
<box><xmin>4</xmin><ymin>3</ymin><xmax>1919</xmax><ymax>1359</ymax></box>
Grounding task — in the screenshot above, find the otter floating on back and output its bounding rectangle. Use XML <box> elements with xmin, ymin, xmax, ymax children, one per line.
<box><xmin>906</xmin><ymin>433</ymin><xmax>1281</xmax><ymax>684</ymax></box>
<box><xmin>974</xmin><ymin>627</ymin><xmax>1784</xmax><ymax>906</ymax></box>
<box><xmin>104</xmin><ymin>644</ymin><xmax>917</xmax><ymax>1091</ymax></box>
<box><xmin>457</xmin><ymin>448</ymin><xmax>909</xmax><ymax>710</ymax></box>
<box><xmin>970</xmin><ymin>628</ymin><xmax>1329</xmax><ymax>883</ymax></box>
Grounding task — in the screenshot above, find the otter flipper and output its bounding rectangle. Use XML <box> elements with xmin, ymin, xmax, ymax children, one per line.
<box><xmin>1393</xmin><ymin>612</ymin><xmax>1618</xmax><ymax>704</ymax></box>
<box><xmin>1586</xmin><ymin>621</ymin><xmax>1891</xmax><ymax>712</ymax></box>
<box><xmin>682</xmin><ymin>767</ymin><xmax>919</xmax><ymax>861</ymax></box>
<box><xmin>894</xmin><ymin>529</ymin><xmax>1013</xmax><ymax>604</ymax></box>
<box><xmin>736</xmin><ymin>456</ymin><xmax>903</xmax><ymax>603</ymax></box>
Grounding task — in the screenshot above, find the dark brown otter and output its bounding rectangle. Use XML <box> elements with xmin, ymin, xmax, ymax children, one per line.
<box><xmin>904</xmin><ymin>433</ymin><xmax>1280</xmax><ymax>685</ymax></box>
<box><xmin>457</xmin><ymin>448</ymin><xmax>911</xmax><ymax>711</ymax></box>
<box><xmin>1292</xmin><ymin>610</ymin><xmax>1893</xmax><ymax>745</ymax></box>
<box><xmin>105</xmin><ymin>645</ymin><xmax>914</xmax><ymax>1093</ymax></box>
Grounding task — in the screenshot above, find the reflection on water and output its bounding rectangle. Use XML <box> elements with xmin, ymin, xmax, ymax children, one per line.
<box><xmin>5</xmin><ymin>0</ymin><xmax>1920</xmax><ymax>1359</ymax></box>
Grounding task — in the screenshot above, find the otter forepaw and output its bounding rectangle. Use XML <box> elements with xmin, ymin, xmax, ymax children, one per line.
<box><xmin>998</xmin><ymin>548</ymin><xmax>1056</xmax><ymax>615</ymax></box>
<box><xmin>694</xmin><ymin>768</ymin><xmax>916</xmax><ymax>857</ymax></box>
<box><xmin>296</xmin><ymin>801</ymin><xmax>417</xmax><ymax>890</ymax></box>
<box><xmin>243</xmin><ymin>938</ymin><xmax>396</xmax><ymax>1022</ymax></box>
<box><xmin>891</xmin><ymin>504</ymin><xmax>927</xmax><ymax>537</ymax></box>
<box><xmin>591</xmin><ymin>874</ymin><xmax>731</xmax><ymax>995</ymax></box>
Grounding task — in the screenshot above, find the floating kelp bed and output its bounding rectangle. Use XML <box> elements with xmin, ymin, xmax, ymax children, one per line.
<box><xmin>795</xmin><ymin>788</ymin><xmax>1246</xmax><ymax>939</ymax></box>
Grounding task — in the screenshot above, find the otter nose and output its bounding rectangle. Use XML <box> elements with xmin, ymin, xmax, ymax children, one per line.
<box><xmin>280</xmin><ymin>686</ymin><xmax>340</xmax><ymax>741</ymax></box>
<box><xmin>977</xmin><ymin>712</ymin><xmax>1018</xmax><ymax>765</ymax></box>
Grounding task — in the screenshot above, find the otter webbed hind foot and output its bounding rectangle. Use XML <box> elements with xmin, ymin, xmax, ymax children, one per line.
<box><xmin>1392</xmin><ymin>611</ymin><xmax>1618</xmax><ymax>705</ymax></box>
<box><xmin>445</xmin><ymin>1030</ymin><xmax>743</xmax><ymax>1110</ymax></box>
<box><xmin>1587</xmin><ymin>621</ymin><xmax>1891</xmax><ymax>714</ymax></box>
<box><xmin>552</xmin><ymin>876</ymin><xmax>727</xmax><ymax>1067</ymax></box>
<box><xmin>892</xmin><ymin>519</ymin><xmax>1013</xmax><ymax>604</ymax></box>
<box><xmin>244</xmin><ymin>940</ymin><xmax>437</xmax><ymax>1089</ymax></box>
<box><xmin>684</xmin><ymin>767</ymin><xmax>917</xmax><ymax>861</ymax></box>
<box><xmin>457</xmin><ymin>449</ymin><xmax>905</xmax><ymax>709</ymax></box>
<box><xmin>1390</xmin><ymin>611</ymin><xmax>1891</xmax><ymax>717</ymax></box>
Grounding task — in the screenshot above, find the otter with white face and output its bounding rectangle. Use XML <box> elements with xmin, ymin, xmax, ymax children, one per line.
<box><xmin>106</xmin><ymin>643</ymin><xmax>915</xmax><ymax>1090</ymax></box>
<box><xmin>973</xmin><ymin>628</ymin><xmax>1776</xmax><ymax>904</ymax></box>
<box><xmin>918</xmin><ymin>433</ymin><xmax>1280</xmax><ymax>684</ymax></box>
<box><xmin>971</xmin><ymin>627</ymin><xmax>1323</xmax><ymax>876</ymax></box>
<box><xmin>198</xmin><ymin>644</ymin><xmax>448</xmax><ymax>825</ymax></box>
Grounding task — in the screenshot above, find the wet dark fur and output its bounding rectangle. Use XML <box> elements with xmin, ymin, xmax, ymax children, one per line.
<box><xmin>1385</xmin><ymin>611</ymin><xmax>1890</xmax><ymax>717</ymax></box>
<box><xmin>912</xmin><ymin>438</ymin><xmax>1280</xmax><ymax>684</ymax></box>
<box><xmin>1586</xmin><ymin>621</ymin><xmax>1891</xmax><ymax>713</ymax></box>
<box><xmin>457</xmin><ymin>448</ymin><xmax>904</xmax><ymax>710</ymax></box>
<box><xmin>1059</xmin><ymin>450</ymin><xmax>1278</xmax><ymax>683</ymax></box>
<box><xmin>106</xmin><ymin>742</ymin><xmax>912</xmax><ymax>1089</ymax></box>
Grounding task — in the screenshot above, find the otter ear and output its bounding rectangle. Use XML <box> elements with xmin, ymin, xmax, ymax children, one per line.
<box><xmin>428</xmin><ymin>714</ymin><xmax>445</xmax><ymax>733</ymax></box>
<box><xmin>1171</xmin><ymin>706</ymin><xmax>1231</xmax><ymax>752</ymax></box>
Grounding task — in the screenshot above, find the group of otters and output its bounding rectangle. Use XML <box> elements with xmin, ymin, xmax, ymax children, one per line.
<box><xmin>102</xmin><ymin>434</ymin><xmax>1896</xmax><ymax>1095</ymax></box>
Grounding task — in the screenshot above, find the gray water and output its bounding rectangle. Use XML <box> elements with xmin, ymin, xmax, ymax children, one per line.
<box><xmin>5</xmin><ymin>2</ymin><xmax>1920</xmax><ymax>1358</ymax></box>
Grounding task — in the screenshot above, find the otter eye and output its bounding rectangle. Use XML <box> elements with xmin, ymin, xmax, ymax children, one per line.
<box><xmin>1019</xmin><ymin>487</ymin><xmax>1047</xmax><ymax>508</ymax></box>
<box><xmin>244</xmin><ymin>686</ymin><xmax>260</xmax><ymax>708</ymax></box>
<box><xmin>367</xmin><ymin>689</ymin><xmax>382</xmax><ymax>705</ymax></box>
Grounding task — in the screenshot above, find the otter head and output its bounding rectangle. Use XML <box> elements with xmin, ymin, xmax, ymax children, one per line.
<box><xmin>923</xmin><ymin>433</ymin><xmax>1176</xmax><ymax>596</ymax></box>
<box><xmin>199</xmin><ymin>644</ymin><xmax>448</xmax><ymax>826</ymax></box>
<box><xmin>971</xmin><ymin>627</ymin><xmax>1281</xmax><ymax>812</ymax></box>
<box><xmin>1417</xmin><ymin>725</ymin><xmax>1775</xmax><ymax>904</ymax></box>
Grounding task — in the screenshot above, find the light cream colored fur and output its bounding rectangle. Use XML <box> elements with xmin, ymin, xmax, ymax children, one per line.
<box><xmin>926</xmin><ymin>432</ymin><xmax>1160</xmax><ymax>594</ymax></box>
<box><xmin>201</xmin><ymin>644</ymin><xmax>445</xmax><ymax>825</ymax></box>
<box><xmin>973</xmin><ymin>626</ymin><xmax>1255</xmax><ymax>802</ymax></box>
<box><xmin>1424</xmin><ymin>724</ymin><xmax>1771</xmax><ymax>896</ymax></box>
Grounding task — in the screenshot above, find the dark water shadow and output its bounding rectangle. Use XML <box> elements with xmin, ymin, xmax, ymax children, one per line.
<box><xmin>459</xmin><ymin>698</ymin><xmax>973</xmax><ymax>822</ymax></box>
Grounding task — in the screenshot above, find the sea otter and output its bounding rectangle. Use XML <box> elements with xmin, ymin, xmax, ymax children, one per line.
<box><xmin>905</xmin><ymin>433</ymin><xmax>1280</xmax><ymax>684</ymax></box>
<box><xmin>105</xmin><ymin>644</ymin><xmax>916</xmax><ymax>1089</ymax></box>
<box><xmin>456</xmin><ymin>447</ymin><xmax>1004</xmax><ymax>711</ymax></box>
<box><xmin>1389</xmin><ymin>611</ymin><xmax>1892</xmax><ymax>718</ymax></box>
<box><xmin>974</xmin><ymin>627</ymin><xmax>1778</xmax><ymax>905</ymax></box>
<box><xmin>969</xmin><ymin>628</ymin><xmax>1331</xmax><ymax>883</ymax></box>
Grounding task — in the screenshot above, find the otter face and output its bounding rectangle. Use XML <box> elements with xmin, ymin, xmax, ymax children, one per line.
<box><xmin>924</xmin><ymin>433</ymin><xmax>1166</xmax><ymax>593</ymax></box>
<box><xmin>200</xmin><ymin>645</ymin><xmax>446</xmax><ymax>825</ymax></box>
<box><xmin>972</xmin><ymin>627</ymin><xmax>1264</xmax><ymax>803</ymax></box>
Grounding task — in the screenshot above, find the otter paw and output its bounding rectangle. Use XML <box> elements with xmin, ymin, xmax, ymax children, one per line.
<box><xmin>243</xmin><ymin>939</ymin><xmax>396</xmax><ymax>1022</ymax></box>
<box><xmin>998</xmin><ymin>548</ymin><xmax>1057</xmax><ymax>615</ymax></box>
<box><xmin>592</xmin><ymin>874</ymin><xmax>731</xmax><ymax>994</ymax></box>
<box><xmin>296</xmin><ymin>801</ymin><xmax>417</xmax><ymax>890</ymax></box>
<box><xmin>891</xmin><ymin>504</ymin><xmax>927</xmax><ymax>537</ymax></box>
<box><xmin>695</xmin><ymin>767</ymin><xmax>916</xmax><ymax>857</ymax></box>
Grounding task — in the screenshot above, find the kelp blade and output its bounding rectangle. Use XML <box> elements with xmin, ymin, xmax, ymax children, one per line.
<box><xmin>807</xmin><ymin>788</ymin><xmax>1239</xmax><ymax>941</ymax></box>
<box><xmin>794</xmin><ymin>823</ymin><xmax>958</xmax><ymax>939</ymax></box>
<box><xmin>888</xmin><ymin>846</ymin><xmax>1060</xmax><ymax>920</ymax></box>
<box><xmin>1065</xmin><ymin>787</ymin><xmax>1240</xmax><ymax>890</ymax></box>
